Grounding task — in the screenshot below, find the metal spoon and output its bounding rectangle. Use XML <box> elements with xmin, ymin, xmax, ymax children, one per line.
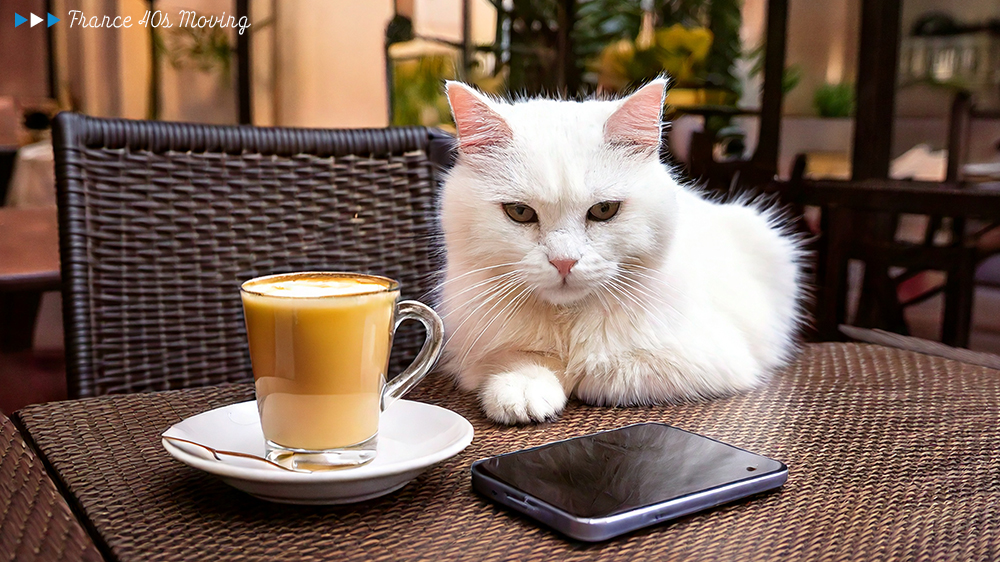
<box><xmin>162</xmin><ymin>435</ymin><xmax>312</xmax><ymax>473</ymax></box>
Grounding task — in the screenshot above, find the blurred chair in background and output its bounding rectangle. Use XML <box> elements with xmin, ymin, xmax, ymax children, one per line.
<box><xmin>945</xmin><ymin>91</ymin><xmax>1000</xmax><ymax>324</ymax></box>
<box><xmin>782</xmin><ymin>163</ymin><xmax>1000</xmax><ymax>347</ymax></box>
<box><xmin>947</xmin><ymin>90</ymin><xmax>1000</xmax><ymax>183</ymax></box>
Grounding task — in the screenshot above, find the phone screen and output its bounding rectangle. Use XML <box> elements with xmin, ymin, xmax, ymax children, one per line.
<box><xmin>477</xmin><ymin>424</ymin><xmax>785</xmax><ymax>519</ymax></box>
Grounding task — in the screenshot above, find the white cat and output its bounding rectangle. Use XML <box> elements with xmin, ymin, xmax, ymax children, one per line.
<box><xmin>437</xmin><ymin>79</ymin><xmax>805</xmax><ymax>425</ymax></box>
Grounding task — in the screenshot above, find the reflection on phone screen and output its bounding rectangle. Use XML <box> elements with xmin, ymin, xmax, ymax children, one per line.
<box><xmin>478</xmin><ymin>424</ymin><xmax>783</xmax><ymax>518</ymax></box>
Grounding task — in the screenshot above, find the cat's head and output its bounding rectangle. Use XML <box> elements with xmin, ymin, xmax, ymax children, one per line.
<box><xmin>441</xmin><ymin>80</ymin><xmax>679</xmax><ymax>307</ymax></box>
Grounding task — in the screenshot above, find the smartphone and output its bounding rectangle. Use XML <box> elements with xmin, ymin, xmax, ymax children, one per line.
<box><xmin>471</xmin><ymin>423</ymin><xmax>787</xmax><ymax>542</ymax></box>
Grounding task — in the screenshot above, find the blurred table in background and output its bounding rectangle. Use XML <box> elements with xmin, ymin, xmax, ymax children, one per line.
<box><xmin>0</xmin><ymin>206</ymin><xmax>60</xmax><ymax>351</ymax></box>
<box><xmin>963</xmin><ymin>162</ymin><xmax>1000</xmax><ymax>181</ymax></box>
<box><xmin>4</xmin><ymin>140</ymin><xmax>55</xmax><ymax>208</ymax></box>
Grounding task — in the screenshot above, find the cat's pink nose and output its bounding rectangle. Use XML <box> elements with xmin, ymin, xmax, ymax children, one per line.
<box><xmin>549</xmin><ymin>258</ymin><xmax>577</xmax><ymax>278</ymax></box>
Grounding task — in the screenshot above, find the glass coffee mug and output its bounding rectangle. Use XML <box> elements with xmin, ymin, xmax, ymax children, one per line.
<box><xmin>240</xmin><ymin>272</ymin><xmax>444</xmax><ymax>470</ymax></box>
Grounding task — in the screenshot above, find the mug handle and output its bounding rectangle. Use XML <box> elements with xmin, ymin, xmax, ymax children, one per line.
<box><xmin>381</xmin><ymin>300</ymin><xmax>444</xmax><ymax>411</ymax></box>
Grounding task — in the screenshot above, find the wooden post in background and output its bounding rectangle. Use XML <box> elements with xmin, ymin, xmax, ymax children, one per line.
<box><xmin>851</xmin><ymin>0</ymin><xmax>901</xmax><ymax>180</ymax></box>
<box><xmin>236</xmin><ymin>0</ymin><xmax>252</xmax><ymax>125</ymax></box>
<box><xmin>753</xmin><ymin>0</ymin><xmax>788</xmax><ymax>175</ymax></box>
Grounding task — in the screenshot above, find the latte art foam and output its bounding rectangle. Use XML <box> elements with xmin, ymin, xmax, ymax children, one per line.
<box><xmin>243</xmin><ymin>274</ymin><xmax>392</xmax><ymax>298</ymax></box>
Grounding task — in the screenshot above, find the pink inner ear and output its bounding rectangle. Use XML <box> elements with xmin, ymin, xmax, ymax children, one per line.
<box><xmin>446</xmin><ymin>83</ymin><xmax>512</xmax><ymax>153</ymax></box>
<box><xmin>604</xmin><ymin>81</ymin><xmax>666</xmax><ymax>149</ymax></box>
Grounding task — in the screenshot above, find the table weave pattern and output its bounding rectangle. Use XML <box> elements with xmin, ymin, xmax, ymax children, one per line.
<box><xmin>15</xmin><ymin>343</ymin><xmax>1000</xmax><ymax>561</ymax></box>
<box><xmin>0</xmin><ymin>414</ymin><xmax>102</xmax><ymax>562</ymax></box>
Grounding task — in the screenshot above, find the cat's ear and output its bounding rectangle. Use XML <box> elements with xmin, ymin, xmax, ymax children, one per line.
<box><xmin>446</xmin><ymin>81</ymin><xmax>513</xmax><ymax>154</ymax></box>
<box><xmin>604</xmin><ymin>78</ymin><xmax>668</xmax><ymax>154</ymax></box>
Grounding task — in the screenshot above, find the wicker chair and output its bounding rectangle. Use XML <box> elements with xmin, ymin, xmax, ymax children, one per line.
<box><xmin>53</xmin><ymin>113</ymin><xmax>455</xmax><ymax>398</ymax></box>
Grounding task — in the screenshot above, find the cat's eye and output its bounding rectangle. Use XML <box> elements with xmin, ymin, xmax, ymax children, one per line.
<box><xmin>587</xmin><ymin>201</ymin><xmax>621</xmax><ymax>222</ymax></box>
<box><xmin>503</xmin><ymin>203</ymin><xmax>538</xmax><ymax>224</ymax></box>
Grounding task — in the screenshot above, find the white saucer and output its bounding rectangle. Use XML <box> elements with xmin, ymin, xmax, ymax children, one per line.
<box><xmin>162</xmin><ymin>400</ymin><xmax>474</xmax><ymax>505</ymax></box>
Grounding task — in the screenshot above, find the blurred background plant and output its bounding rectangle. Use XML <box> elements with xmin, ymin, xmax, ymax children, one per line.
<box><xmin>386</xmin><ymin>9</ymin><xmax>460</xmax><ymax>129</ymax></box>
<box><xmin>746</xmin><ymin>42</ymin><xmax>801</xmax><ymax>96</ymax></box>
<box><xmin>386</xmin><ymin>11</ymin><xmax>505</xmax><ymax>129</ymax></box>
<box><xmin>391</xmin><ymin>54</ymin><xmax>457</xmax><ymax>127</ymax></box>
<box><xmin>813</xmin><ymin>82</ymin><xmax>855</xmax><ymax>118</ymax></box>
<box><xmin>147</xmin><ymin>12</ymin><xmax>242</xmax><ymax>121</ymax></box>
<box><xmin>390</xmin><ymin>51</ymin><xmax>505</xmax><ymax>128</ymax></box>
<box><xmin>481</xmin><ymin>0</ymin><xmax>744</xmax><ymax>99</ymax></box>
<box><xmin>386</xmin><ymin>0</ymin><xmax>752</xmax><ymax>126</ymax></box>
<box><xmin>594</xmin><ymin>23</ymin><xmax>714</xmax><ymax>92</ymax></box>
<box><xmin>163</xmin><ymin>22</ymin><xmax>233</xmax><ymax>78</ymax></box>
<box><xmin>573</xmin><ymin>0</ymin><xmax>741</xmax><ymax>96</ymax></box>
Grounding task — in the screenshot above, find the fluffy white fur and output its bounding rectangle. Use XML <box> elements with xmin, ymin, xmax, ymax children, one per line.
<box><xmin>438</xmin><ymin>79</ymin><xmax>805</xmax><ymax>425</ymax></box>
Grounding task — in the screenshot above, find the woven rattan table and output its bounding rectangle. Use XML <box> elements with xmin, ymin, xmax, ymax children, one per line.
<box><xmin>13</xmin><ymin>343</ymin><xmax>1000</xmax><ymax>561</ymax></box>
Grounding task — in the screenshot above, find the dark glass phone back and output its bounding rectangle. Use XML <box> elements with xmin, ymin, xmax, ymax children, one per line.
<box><xmin>472</xmin><ymin>423</ymin><xmax>787</xmax><ymax>540</ymax></box>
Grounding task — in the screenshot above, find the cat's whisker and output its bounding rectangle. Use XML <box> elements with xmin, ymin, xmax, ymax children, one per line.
<box><xmin>618</xmin><ymin>263</ymin><xmax>680</xmax><ymax>290</ymax></box>
<box><xmin>619</xmin><ymin>291</ymin><xmax>674</xmax><ymax>332</ymax></box>
<box><xmin>620</xmin><ymin>262</ymin><xmax>659</xmax><ymax>274</ymax></box>
<box><xmin>465</xmin><ymin>276</ymin><xmax>526</xmax><ymax>332</ymax></box>
<box><xmin>611</xmin><ymin>270</ymin><xmax>676</xmax><ymax>308</ymax></box>
<box><xmin>457</xmin><ymin>283</ymin><xmax>532</xmax><ymax>369</ymax></box>
<box><xmin>472</xmin><ymin>287</ymin><xmax>535</xmax><ymax>366</ymax></box>
<box><xmin>611</xmin><ymin>274</ymin><xmax>672</xmax><ymax>309</ymax></box>
<box><xmin>438</xmin><ymin>276</ymin><xmax>520</xmax><ymax>323</ymax></box>
<box><xmin>605</xmin><ymin>277</ymin><xmax>647</xmax><ymax>308</ymax></box>
<box><xmin>602</xmin><ymin>280</ymin><xmax>651</xmax><ymax>331</ymax></box>
<box><xmin>593</xmin><ymin>288</ymin><xmax>641</xmax><ymax>333</ymax></box>
<box><xmin>593</xmin><ymin>281</ymin><xmax>637</xmax><ymax>325</ymax></box>
<box><xmin>592</xmin><ymin>289</ymin><xmax>612</xmax><ymax>315</ymax></box>
<box><xmin>421</xmin><ymin>273</ymin><xmax>518</xmax><ymax>305</ymax></box>
<box><xmin>446</xmin><ymin>260</ymin><xmax>521</xmax><ymax>278</ymax></box>
<box><xmin>620</xmin><ymin>262</ymin><xmax>657</xmax><ymax>273</ymax></box>
<box><xmin>442</xmin><ymin>276</ymin><xmax>524</xmax><ymax>349</ymax></box>
<box><xmin>419</xmin><ymin>262</ymin><xmax>522</xmax><ymax>300</ymax></box>
<box><xmin>604</xmin><ymin>277</ymin><xmax>671</xmax><ymax>331</ymax></box>
<box><xmin>618</xmin><ymin>265</ymin><xmax>676</xmax><ymax>291</ymax></box>
<box><xmin>437</xmin><ymin>278</ymin><xmax>519</xmax><ymax>326</ymax></box>
<box><xmin>434</xmin><ymin>271</ymin><xmax>521</xmax><ymax>310</ymax></box>
<box><xmin>437</xmin><ymin>269</ymin><xmax>521</xmax><ymax>305</ymax></box>
<box><xmin>617</xmin><ymin>266</ymin><xmax>669</xmax><ymax>287</ymax></box>
<box><xmin>447</xmin><ymin>260</ymin><xmax>522</xmax><ymax>275</ymax></box>
<box><xmin>448</xmin><ymin>283</ymin><xmax>527</xmax><ymax>369</ymax></box>
<box><xmin>612</xmin><ymin>273</ymin><xmax>689</xmax><ymax>323</ymax></box>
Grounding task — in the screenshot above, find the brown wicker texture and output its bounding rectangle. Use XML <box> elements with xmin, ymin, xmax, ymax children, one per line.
<box><xmin>53</xmin><ymin>112</ymin><xmax>456</xmax><ymax>398</ymax></box>
<box><xmin>0</xmin><ymin>413</ymin><xmax>102</xmax><ymax>562</ymax></box>
<box><xmin>14</xmin><ymin>343</ymin><xmax>1000</xmax><ymax>561</ymax></box>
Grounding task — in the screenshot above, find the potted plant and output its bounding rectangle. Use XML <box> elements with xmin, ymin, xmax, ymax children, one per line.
<box><xmin>813</xmin><ymin>82</ymin><xmax>855</xmax><ymax>118</ymax></box>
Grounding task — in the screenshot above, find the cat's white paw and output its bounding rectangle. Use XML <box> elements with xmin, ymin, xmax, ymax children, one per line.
<box><xmin>479</xmin><ymin>364</ymin><xmax>567</xmax><ymax>424</ymax></box>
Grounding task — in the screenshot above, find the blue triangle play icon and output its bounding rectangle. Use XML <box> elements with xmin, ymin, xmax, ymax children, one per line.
<box><xmin>47</xmin><ymin>13</ymin><xmax>59</xmax><ymax>27</ymax></box>
<box><xmin>15</xmin><ymin>13</ymin><xmax>27</xmax><ymax>27</ymax></box>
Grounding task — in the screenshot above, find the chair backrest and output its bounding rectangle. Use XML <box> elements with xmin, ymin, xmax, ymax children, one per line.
<box><xmin>685</xmin><ymin>129</ymin><xmax>778</xmax><ymax>196</ymax></box>
<box><xmin>53</xmin><ymin>113</ymin><xmax>455</xmax><ymax>398</ymax></box>
<box><xmin>946</xmin><ymin>91</ymin><xmax>1000</xmax><ymax>182</ymax></box>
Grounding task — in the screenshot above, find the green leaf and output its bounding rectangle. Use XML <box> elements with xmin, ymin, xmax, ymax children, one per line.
<box><xmin>813</xmin><ymin>81</ymin><xmax>855</xmax><ymax>117</ymax></box>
